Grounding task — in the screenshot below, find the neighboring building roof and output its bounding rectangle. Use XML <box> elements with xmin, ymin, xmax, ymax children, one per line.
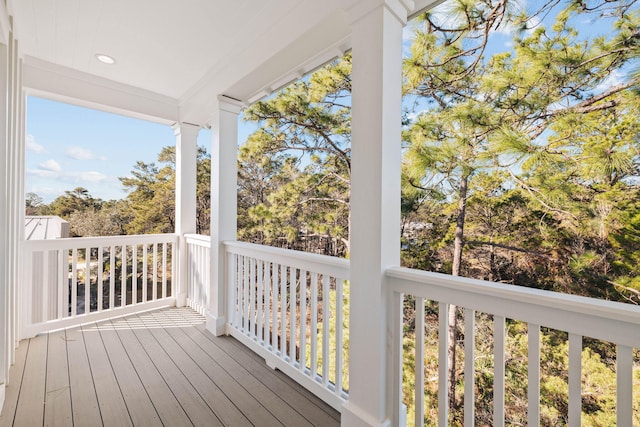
<box><xmin>25</xmin><ymin>216</ymin><xmax>70</xmax><ymax>240</ymax></box>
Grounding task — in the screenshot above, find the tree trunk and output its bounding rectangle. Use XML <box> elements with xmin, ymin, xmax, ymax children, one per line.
<box><xmin>449</xmin><ymin>173</ymin><xmax>468</xmax><ymax>411</ymax></box>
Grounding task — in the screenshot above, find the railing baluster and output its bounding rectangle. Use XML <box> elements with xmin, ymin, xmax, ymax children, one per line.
<box><xmin>132</xmin><ymin>244</ymin><xmax>137</xmax><ymax>305</ymax></box>
<box><xmin>493</xmin><ymin>316</ymin><xmax>505</xmax><ymax>426</ymax></box>
<box><xmin>335</xmin><ymin>277</ymin><xmax>344</xmax><ymax>397</ymax></box>
<box><xmin>152</xmin><ymin>243</ymin><xmax>158</xmax><ymax>301</ymax></box>
<box><xmin>416</xmin><ymin>297</ymin><xmax>426</xmax><ymax>427</ymax></box>
<box><xmin>310</xmin><ymin>270</ymin><xmax>318</xmax><ymax>377</ymax></box>
<box><xmin>58</xmin><ymin>249</ymin><xmax>65</xmax><ymax>319</ymax></box>
<box><xmin>299</xmin><ymin>270</ymin><xmax>308</xmax><ymax>373</ymax></box>
<box><xmin>121</xmin><ymin>245</ymin><xmax>127</xmax><ymax>306</ymax></box>
<box><xmin>438</xmin><ymin>302</ymin><xmax>449</xmax><ymax>427</ymax></box>
<box><xmin>289</xmin><ymin>266</ymin><xmax>297</xmax><ymax>365</ymax></box>
<box><xmin>162</xmin><ymin>242</ymin><xmax>167</xmax><ymax>299</ymax></box>
<box><xmin>249</xmin><ymin>258</ymin><xmax>256</xmax><ymax>337</ymax></box>
<box><xmin>84</xmin><ymin>247</ymin><xmax>90</xmax><ymax>314</ymax></box>
<box><xmin>494</xmin><ymin>316</ymin><xmax>505</xmax><ymax>427</ymax></box>
<box><xmin>568</xmin><ymin>333</ymin><xmax>582</xmax><ymax>427</ymax></box>
<box><xmin>142</xmin><ymin>244</ymin><xmax>148</xmax><ymax>303</ymax></box>
<box><xmin>244</xmin><ymin>256</ymin><xmax>250</xmax><ymax>333</ymax></box>
<box><xmin>98</xmin><ymin>246</ymin><xmax>104</xmax><ymax>312</ymax></box>
<box><xmin>257</xmin><ymin>259</ymin><xmax>263</xmax><ymax>343</ymax></box>
<box><xmin>616</xmin><ymin>345</ymin><xmax>633</xmax><ymax>427</ymax></box>
<box><xmin>42</xmin><ymin>250</ymin><xmax>49</xmax><ymax>322</ymax></box>
<box><xmin>264</xmin><ymin>261</ymin><xmax>270</xmax><ymax>345</ymax></box>
<box><xmin>528</xmin><ymin>324</ymin><xmax>540</xmax><ymax>427</ymax></box>
<box><xmin>109</xmin><ymin>246</ymin><xmax>115</xmax><ymax>309</ymax></box>
<box><xmin>228</xmin><ymin>252</ymin><xmax>237</xmax><ymax>327</ymax></box>
<box><xmin>464</xmin><ymin>308</ymin><xmax>475</xmax><ymax>427</ymax></box>
<box><xmin>271</xmin><ymin>261</ymin><xmax>278</xmax><ymax>351</ymax></box>
<box><xmin>71</xmin><ymin>248</ymin><xmax>78</xmax><ymax>316</ymax></box>
<box><xmin>280</xmin><ymin>264</ymin><xmax>286</xmax><ymax>357</ymax></box>
<box><xmin>390</xmin><ymin>290</ymin><xmax>404</xmax><ymax>427</ymax></box>
<box><xmin>322</xmin><ymin>274</ymin><xmax>329</xmax><ymax>385</ymax></box>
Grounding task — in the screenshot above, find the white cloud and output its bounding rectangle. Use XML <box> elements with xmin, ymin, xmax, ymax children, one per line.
<box><xmin>65</xmin><ymin>146</ymin><xmax>96</xmax><ymax>160</ymax></box>
<box><xmin>594</xmin><ymin>69</ymin><xmax>623</xmax><ymax>93</ymax></box>
<box><xmin>78</xmin><ymin>171</ymin><xmax>109</xmax><ymax>182</ymax></box>
<box><xmin>38</xmin><ymin>159</ymin><xmax>61</xmax><ymax>172</ymax></box>
<box><xmin>27</xmin><ymin>168</ymin><xmax>109</xmax><ymax>183</ymax></box>
<box><xmin>26</xmin><ymin>134</ymin><xmax>46</xmax><ymax>153</ymax></box>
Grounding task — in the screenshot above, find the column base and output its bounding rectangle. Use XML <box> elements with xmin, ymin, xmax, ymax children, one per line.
<box><xmin>205</xmin><ymin>310</ymin><xmax>227</xmax><ymax>336</ymax></box>
<box><xmin>0</xmin><ymin>382</ymin><xmax>5</xmax><ymax>415</ymax></box>
<box><xmin>175</xmin><ymin>292</ymin><xmax>187</xmax><ymax>308</ymax></box>
<box><xmin>341</xmin><ymin>402</ymin><xmax>392</xmax><ymax>427</ymax></box>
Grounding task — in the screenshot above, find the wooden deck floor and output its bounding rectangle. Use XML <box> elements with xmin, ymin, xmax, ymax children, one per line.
<box><xmin>0</xmin><ymin>307</ymin><xmax>340</xmax><ymax>427</ymax></box>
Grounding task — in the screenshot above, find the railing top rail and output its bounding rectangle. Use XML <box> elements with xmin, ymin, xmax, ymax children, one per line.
<box><xmin>24</xmin><ymin>233</ymin><xmax>179</xmax><ymax>250</ymax></box>
<box><xmin>184</xmin><ymin>234</ymin><xmax>211</xmax><ymax>247</ymax></box>
<box><xmin>224</xmin><ymin>240</ymin><xmax>349</xmax><ymax>279</ymax></box>
<box><xmin>387</xmin><ymin>266</ymin><xmax>640</xmax><ymax>347</ymax></box>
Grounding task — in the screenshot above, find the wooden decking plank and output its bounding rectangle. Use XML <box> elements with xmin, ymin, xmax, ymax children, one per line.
<box><xmin>112</xmin><ymin>318</ymin><xmax>194</xmax><ymax>426</ymax></box>
<box><xmin>183</xmin><ymin>314</ymin><xmax>340</xmax><ymax>426</ymax></box>
<box><xmin>227</xmin><ymin>332</ymin><xmax>341</xmax><ymax>419</ymax></box>
<box><xmin>13</xmin><ymin>334</ymin><xmax>47</xmax><ymax>426</ymax></box>
<box><xmin>128</xmin><ymin>313</ymin><xmax>235</xmax><ymax>427</ymax></box>
<box><xmin>149</xmin><ymin>310</ymin><xmax>289</xmax><ymax>427</ymax></box>
<box><xmin>81</xmin><ymin>323</ymin><xmax>133</xmax><ymax>427</ymax></box>
<box><xmin>0</xmin><ymin>339</ymin><xmax>29</xmax><ymax>426</ymax></box>
<box><xmin>44</xmin><ymin>330</ymin><xmax>72</xmax><ymax>427</ymax></box>
<box><xmin>1</xmin><ymin>307</ymin><xmax>341</xmax><ymax>427</ymax></box>
<box><xmin>65</xmin><ymin>327</ymin><xmax>103</xmax><ymax>426</ymax></box>
<box><xmin>227</xmin><ymin>335</ymin><xmax>342</xmax><ymax>420</ymax></box>
<box><xmin>97</xmin><ymin>323</ymin><xmax>162</xmax><ymax>426</ymax></box>
<box><xmin>164</xmin><ymin>321</ymin><xmax>315</xmax><ymax>426</ymax></box>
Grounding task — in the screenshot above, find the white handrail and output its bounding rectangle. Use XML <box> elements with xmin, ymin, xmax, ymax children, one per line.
<box><xmin>22</xmin><ymin>233</ymin><xmax>178</xmax><ymax>338</ymax></box>
<box><xmin>386</xmin><ymin>266</ymin><xmax>640</xmax><ymax>426</ymax></box>
<box><xmin>185</xmin><ymin>234</ymin><xmax>211</xmax><ymax>314</ymax></box>
<box><xmin>223</xmin><ymin>240</ymin><xmax>350</xmax><ymax>411</ymax></box>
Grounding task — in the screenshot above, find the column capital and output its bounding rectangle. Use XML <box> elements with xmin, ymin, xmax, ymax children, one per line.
<box><xmin>217</xmin><ymin>95</ymin><xmax>244</xmax><ymax>115</ymax></box>
<box><xmin>172</xmin><ymin>121</ymin><xmax>200</xmax><ymax>137</ymax></box>
<box><xmin>348</xmin><ymin>0</ymin><xmax>414</xmax><ymax>26</ymax></box>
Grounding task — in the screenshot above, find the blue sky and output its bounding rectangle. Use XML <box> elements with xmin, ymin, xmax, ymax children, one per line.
<box><xmin>26</xmin><ymin>97</ymin><xmax>223</xmax><ymax>203</ymax></box>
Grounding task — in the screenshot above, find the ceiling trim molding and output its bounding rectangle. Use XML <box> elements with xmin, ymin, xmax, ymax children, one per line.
<box><xmin>409</xmin><ymin>0</ymin><xmax>444</xmax><ymax>19</ymax></box>
<box><xmin>0</xmin><ymin>1</ymin><xmax>11</xmax><ymax>45</ymax></box>
<box><xmin>23</xmin><ymin>56</ymin><xmax>179</xmax><ymax>125</ymax></box>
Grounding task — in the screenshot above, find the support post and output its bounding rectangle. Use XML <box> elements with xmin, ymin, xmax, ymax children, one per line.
<box><xmin>0</xmin><ymin>38</ymin><xmax>8</xmax><ymax>412</ymax></box>
<box><xmin>173</xmin><ymin>122</ymin><xmax>200</xmax><ymax>307</ymax></box>
<box><xmin>341</xmin><ymin>1</ymin><xmax>410</xmax><ymax>426</ymax></box>
<box><xmin>207</xmin><ymin>95</ymin><xmax>242</xmax><ymax>336</ymax></box>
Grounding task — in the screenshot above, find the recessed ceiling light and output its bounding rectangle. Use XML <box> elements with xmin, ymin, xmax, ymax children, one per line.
<box><xmin>95</xmin><ymin>54</ymin><xmax>116</xmax><ymax>64</ymax></box>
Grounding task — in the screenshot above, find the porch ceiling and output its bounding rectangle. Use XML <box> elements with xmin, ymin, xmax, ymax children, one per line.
<box><xmin>7</xmin><ymin>0</ymin><xmax>438</xmax><ymax>125</ymax></box>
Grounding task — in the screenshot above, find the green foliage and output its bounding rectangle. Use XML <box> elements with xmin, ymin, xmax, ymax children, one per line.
<box><xmin>239</xmin><ymin>55</ymin><xmax>351</xmax><ymax>256</ymax></box>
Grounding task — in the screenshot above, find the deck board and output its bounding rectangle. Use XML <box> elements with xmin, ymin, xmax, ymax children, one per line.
<box><xmin>65</xmin><ymin>327</ymin><xmax>103</xmax><ymax>425</ymax></box>
<box><xmin>81</xmin><ymin>323</ymin><xmax>133</xmax><ymax>427</ymax></box>
<box><xmin>0</xmin><ymin>307</ymin><xmax>341</xmax><ymax>427</ymax></box>
<box><xmin>44</xmin><ymin>330</ymin><xmax>72</xmax><ymax>427</ymax></box>
<box><xmin>13</xmin><ymin>334</ymin><xmax>47</xmax><ymax>426</ymax></box>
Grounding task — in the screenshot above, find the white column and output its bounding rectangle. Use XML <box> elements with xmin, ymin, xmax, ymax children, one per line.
<box><xmin>207</xmin><ymin>95</ymin><xmax>242</xmax><ymax>336</ymax></box>
<box><xmin>0</xmin><ymin>39</ymin><xmax>8</xmax><ymax>408</ymax></box>
<box><xmin>173</xmin><ymin>122</ymin><xmax>200</xmax><ymax>307</ymax></box>
<box><xmin>341</xmin><ymin>1</ymin><xmax>410</xmax><ymax>426</ymax></box>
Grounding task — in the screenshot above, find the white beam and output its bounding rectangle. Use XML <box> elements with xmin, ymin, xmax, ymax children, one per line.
<box><xmin>341</xmin><ymin>1</ymin><xmax>408</xmax><ymax>426</ymax></box>
<box><xmin>0</xmin><ymin>1</ymin><xmax>9</xmax><ymax>45</ymax></box>
<box><xmin>174</xmin><ymin>122</ymin><xmax>200</xmax><ymax>307</ymax></box>
<box><xmin>23</xmin><ymin>57</ymin><xmax>180</xmax><ymax>125</ymax></box>
<box><xmin>207</xmin><ymin>95</ymin><xmax>243</xmax><ymax>336</ymax></box>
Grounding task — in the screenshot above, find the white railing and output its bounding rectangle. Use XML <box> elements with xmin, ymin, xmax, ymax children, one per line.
<box><xmin>224</xmin><ymin>241</ymin><xmax>350</xmax><ymax>410</ymax></box>
<box><xmin>22</xmin><ymin>234</ymin><xmax>178</xmax><ymax>338</ymax></box>
<box><xmin>387</xmin><ymin>266</ymin><xmax>640</xmax><ymax>427</ymax></box>
<box><xmin>185</xmin><ymin>233</ymin><xmax>210</xmax><ymax>315</ymax></box>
